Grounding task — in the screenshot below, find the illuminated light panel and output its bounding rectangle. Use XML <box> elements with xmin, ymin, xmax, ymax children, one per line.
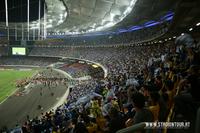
<box><xmin>46</xmin><ymin>24</ymin><xmax>53</xmax><ymax>28</ymax></box>
<box><xmin>144</xmin><ymin>21</ymin><xmax>156</xmax><ymax>25</ymax></box>
<box><xmin>196</xmin><ymin>22</ymin><xmax>200</xmax><ymax>26</ymax></box>
<box><xmin>160</xmin><ymin>12</ymin><xmax>174</xmax><ymax>20</ymax></box>
<box><xmin>92</xmin><ymin>64</ymin><xmax>99</xmax><ymax>68</ymax></box>
<box><xmin>128</xmin><ymin>26</ymin><xmax>143</xmax><ymax>31</ymax></box>
<box><xmin>144</xmin><ymin>22</ymin><xmax>160</xmax><ymax>27</ymax></box>
<box><xmin>164</xmin><ymin>16</ymin><xmax>173</xmax><ymax>21</ymax></box>
<box><xmin>110</xmin><ymin>13</ymin><xmax>115</xmax><ymax>21</ymax></box>
<box><xmin>118</xmin><ymin>29</ymin><xmax>127</xmax><ymax>33</ymax></box>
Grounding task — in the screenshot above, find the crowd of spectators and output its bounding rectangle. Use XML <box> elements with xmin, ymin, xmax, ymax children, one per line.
<box><xmin>0</xmin><ymin>33</ymin><xmax>200</xmax><ymax>133</ymax></box>
<box><xmin>0</xmin><ymin>46</ymin><xmax>8</xmax><ymax>56</ymax></box>
<box><xmin>67</xmin><ymin>81</ymin><xmax>97</xmax><ymax>104</ymax></box>
<box><xmin>58</xmin><ymin>63</ymin><xmax>90</xmax><ymax>79</ymax></box>
<box><xmin>34</xmin><ymin>22</ymin><xmax>168</xmax><ymax>47</ymax></box>
<box><xmin>0</xmin><ymin>56</ymin><xmax>60</xmax><ymax>66</ymax></box>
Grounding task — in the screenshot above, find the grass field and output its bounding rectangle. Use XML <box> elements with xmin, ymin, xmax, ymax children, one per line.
<box><xmin>0</xmin><ymin>69</ymin><xmax>36</xmax><ymax>103</ymax></box>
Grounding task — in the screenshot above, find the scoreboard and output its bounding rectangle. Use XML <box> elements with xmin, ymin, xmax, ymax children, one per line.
<box><xmin>12</xmin><ymin>47</ymin><xmax>26</xmax><ymax>55</ymax></box>
<box><xmin>9</xmin><ymin>40</ymin><xmax>34</xmax><ymax>56</ymax></box>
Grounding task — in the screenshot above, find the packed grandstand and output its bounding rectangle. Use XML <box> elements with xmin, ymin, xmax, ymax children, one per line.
<box><xmin>0</xmin><ymin>36</ymin><xmax>200</xmax><ymax>133</ymax></box>
<box><xmin>0</xmin><ymin>0</ymin><xmax>200</xmax><ymax>133</ymax></box>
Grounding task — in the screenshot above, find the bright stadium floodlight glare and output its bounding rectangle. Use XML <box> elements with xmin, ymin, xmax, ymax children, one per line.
<box><xmin>196</xmin><ymin>22</ymin><xmax>200</xmax><ymax>26</ymax></box>
<box><xmin>58</xmin><ymin>19</ymin><xmax>64</xmax><ymax>24</ymax></box>
<box><xmin>46</xmin><ymin>24</ymin><xmax>53</xmax><ymax>28</ymax></box>
<box><xmin>110</xmin><ymin>13</ymin><xmax>115</xmax><ymax>21</ymax></box>
<box><xmin>60</xmin><ymin>14</ymin><xmax>63</xmax><ymax>19</ymax></box>
<box><xmin>49</xmin><ymin>19</ymin><xmax>53</xmax><ymax>23</ymax></box>
<box><xmin>92</xmin><ymin>23</ymin><xmax>96</xmax><ymax>28</ymax></box>
<box><xmin>64</xmin><ymin>12</ymin><xmax>68</xmax><ymax>18</ymax></box>
<box><xmin>96</xmin><ymin>26</ymin><xmax>104</xmax><ymax>31</ymax></box>
<box><xmin>105</xmin><ymin>22</ymin><xmax>115</xmax><ymax>27</ymax></box>
<box><xmin>124</xmin><ymin>6</ymin><xmax>132</xmax><ymax>15</ymax></box>
<box><xmin>86</xmin><ymin>0</ymin><xmax>138</xmax><ymax>34</ymax></box>
<box><xmin>52</xmin><ymin>0</ymin><xmax>172</xmax><ymax>36</ymax></box>
<box><xmin>101</xmin><ymin>20</ymin><xmax>106</xmax><ymax>25</ymax></box>
<box><xmin>92</xmin><ymin>64</ymin><xmax>99</xmax><ymax>68</ymax></box>
<box><xmin>50</xmin><ymin>3</ymin><xmax>176</xmax><ymax>37</ymax></box>
<box><xmin>181</xmin><ymin>33</ymin><xmax>184</xmax><ymax>36</ymax></box>
<box><xmin>30</xmin><ymin>26</ymin><xmax>38</xmax><ymax>29</ymax></box>
<box><xmin>29</xmin><ymin>0</ymin><xmax>67</xmax><ymax>33</ymax></box>
<box><xmin>189</xmin><ymin>28</ymin><xmax>193</xmax><ymax>31</ymax></box>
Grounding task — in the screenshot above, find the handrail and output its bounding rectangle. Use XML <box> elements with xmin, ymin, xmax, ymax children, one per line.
<box><xmin>116</xmin><ymin>122</ymin><xmax>146</xmax><ymax>133</ymax></box>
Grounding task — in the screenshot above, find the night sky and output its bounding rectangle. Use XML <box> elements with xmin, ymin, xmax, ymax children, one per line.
<box><xmin>0</xmin><ymin>0</ymin><xmax>44</xmax><ymax>22</ymax></box>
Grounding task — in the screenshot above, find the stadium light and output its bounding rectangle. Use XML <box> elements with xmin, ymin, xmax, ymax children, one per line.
<box><xmin>110</xmin><ymin>13</ymin><xmax>115</xmax><ymax>21</ymax></box>
<box><xmin>173</xmin><ymin>36</ymin><xmax>176</xmax><ymax>39</ymax></box>
<box><xmin>189</xmin><ymin>28</ymin><xmax>193</xmax><ymax>31</ymax></box>
<box><xmin>196</xmin><ymin>22</ymin><xmax>200</xmax><ymax>26</ymax></box>
<box><xmin>46</xmin><ymin>24</ymin><xmax>53</xmax><ymax>28</ymax></box>
<box><xmin>60</xmin><ymin>14</ymin><xmax>63</xmax><ymax>18</ymax></box>
<box><xmin>181</xmin><ymin>33</ymin><xmax>184</xmax><ymax>36</ymax></box>
<box><xmin>83</xmin><ymin>0</ymin><xmax>138</xmax><ymax>34</ymax></box>
<box><xmin>64</xmin><ymin>12</ymin><xmax>68</xmax><ymax>18</ymax></box>
<box><xmin>49</xmin><ymin>19</ymin><xmax>53</xmax><ymax>23</ymax></box>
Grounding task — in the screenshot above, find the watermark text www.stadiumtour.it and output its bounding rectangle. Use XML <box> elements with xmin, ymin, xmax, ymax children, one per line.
<box><xmin>144</xmin><ymin>122</ymin><xmax>190</xmax><ymax>129</ymax></box>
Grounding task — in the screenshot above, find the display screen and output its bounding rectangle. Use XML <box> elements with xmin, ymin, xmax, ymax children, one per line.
<box><xmin>12</xmin><ymin>47</ymin><xmax>26</xmax><ymax>55</ymax></box>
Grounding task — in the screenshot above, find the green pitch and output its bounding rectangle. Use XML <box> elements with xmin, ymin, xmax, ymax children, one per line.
<box><xmin>0</xmin><ymin>69</ymin><xmax>36</xmax><ymax>103</ymax></box>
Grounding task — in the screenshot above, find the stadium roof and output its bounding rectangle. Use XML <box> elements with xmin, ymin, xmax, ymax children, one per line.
<box><xmin>155</xmin><ymin>0</ymin><xmax>200</xmax><ymax>43</ymax></box>
<box><xmin>0</xmin><ymin>0</ymin><xmax>176</xmax><ymax>37</ymax></box>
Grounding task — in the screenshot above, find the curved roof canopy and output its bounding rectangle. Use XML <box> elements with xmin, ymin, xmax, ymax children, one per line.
<box><xmin>0</xmin><ymin>0</ymin><xmax>176</xmax><ymax>37</ymax></box>
<box><xmin>0</xmin><ymin>0</ymin><xmax>138</xmax><ymax>35</ymax></box>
